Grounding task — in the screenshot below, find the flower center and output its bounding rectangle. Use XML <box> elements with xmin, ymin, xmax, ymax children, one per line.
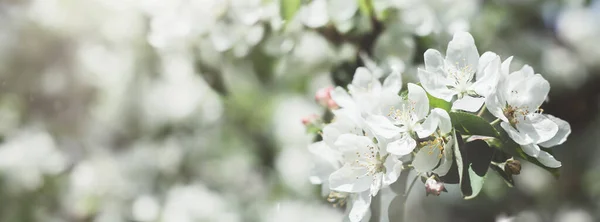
<box><xmin>353</xmin><ymin>145</ymin><xmax>388</xmax><ymax>178</ymax></box>
<box><xmin>419</xmin><ymin>136</ymin><xmax>447</xmax><ymax>159</ymax></box>
<box><xmin>446</xmin><ymin>64</ymin><xmax>475</xmax><ymax>93</ymax></box>
<box><xmin>387</xmin><ymin>101</ymin><xmax>417</xmax><ymax>126</ymax></box>
<box><xmin>327</xmin><ymin>191</ymin><xmax>349</xmax><ymax>208</ymax></box>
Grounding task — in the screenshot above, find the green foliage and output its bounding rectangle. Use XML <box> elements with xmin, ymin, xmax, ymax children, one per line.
<box><xmin>446</xmin><ymin>111</ymin><xmax>560</xmax><ymax>199</ymax></box>
<box><xmin>427</xmin><ymin>92</ymin><xmax>451</xmax><ymax>112</ymax></box>
<box><xmin>452</xmin><ymin>130</ymin><xmax>495</xmax><ymax>199</ymax></box>
<box><xmin>280</xmin><ymin>0</ymin><xmax>302</xmax><ymax>25</ymax></box>
<box><xmin>450</xmin><ymin>111</ymin><xmax>500</xmax><ymax>138</ymax></box>
<box><xmin>358</xmin><ymin>0</ymin><xmax>372</xmax><ymax>17</ymax></box>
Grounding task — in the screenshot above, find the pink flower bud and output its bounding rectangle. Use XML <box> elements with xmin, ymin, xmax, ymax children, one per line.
<box><xmin>315</xmin><ymin>86</ymin><xmax>338</xmax><ymax>109</ymax></box>
<box><xmin>301</xmin><ymin>114</ymin><xmax>320</xmax><ymax>126</ymax></box>
<box><xmin>425</xmin><ymin>177</ymin><xmax>446</xmax><ymax>196</ymax></box>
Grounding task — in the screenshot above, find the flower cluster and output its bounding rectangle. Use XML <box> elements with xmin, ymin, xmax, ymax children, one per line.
<box><xmin>308</xmin><ymin>31</ymin><xmax>571</xmax><ymax>221</ymax></box>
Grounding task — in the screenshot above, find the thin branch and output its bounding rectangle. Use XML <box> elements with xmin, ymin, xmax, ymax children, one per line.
<box><xmin>477</xmin><ymin>104</ymin><xmax>487</xmax><ymax>117</ymax></box>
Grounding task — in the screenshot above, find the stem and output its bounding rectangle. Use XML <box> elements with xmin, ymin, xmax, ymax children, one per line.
<box><xmin>491</xmin><ymin>118</ymin><xmax>501</xmax><ymax>126</ymax></box>
<box><xmin>369</xmin><ymin>191</ymin><xmax>381</xmax><ymax>222</ymax></box>
<box><xmin>477</xmin><ymin>104</ymin><xmax>487</xmax><ymax>117</ymax></box>
<box><xmin>404</xmin><ymin>173</ymin><xmax>420</xmax><ymax>197</ymax></box>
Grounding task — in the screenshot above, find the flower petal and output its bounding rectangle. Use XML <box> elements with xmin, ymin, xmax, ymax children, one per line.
<box><xmin>472</xmin><ymin>55</ymin><xmax>501</xmax><ymax>97</ymax></box>
<box><xmin>433</xmin><ymin>136</ymin><xmax>454</xmax><ymax>176</ymax></box>
<box><xmin>412</xmin><ymin>144</ymin><xmax>442</xmax><ymax>173</ymax></box>
<box><xmin>424</xmin><ymin>49</ymin><xmax>444</xmax><ymax>72</ymax></box>
<box><xmin>524</xmin><ymin>74</ymin><xmax>550</xmax><ymax>112</ymax></box>
<box><xmin>370</xmin><ymin>173</ymin><xmax>383</xmax><ymax>196</ymax></box>
<box><xmin>348</xmin><ymin>191</ymin><xmax>371</xmax><ymax>222</ymax></box>
<box><xmin>334</xmin><ymin>134</ymin><xmax>374</xmax><ymax>152</ymax></box>
<box><xmin>451</xmin><ymin>95</ymin><xmax>485</xmax><ymax>112</ymax></box>
<box><xmin>501</xmin><ymin>56</ymin><xmax>513</xmax><ymax>76</ymax></box>
<box><xmin>417</xmin><ymin>108</ymin><xmax>451</xmax><ymax>138</ymax></box>
<box><xmin>383</xmin><ymin>157</ymin><xmax>403</xmax><ymax>185</ymax></box>
<box><xmin>485</xmin><ymin>92</ymin><xmax>509</xmax><ymax>122</ymax></box>
<box><xmin>477</xmin><ymin>51</ymin><xmax>497</xmax><ymax>75</ymax></box>
<box><xmin>520</xmin><ymin>143</ymin><xmax>541</xmax><ymax>158</ymax></box>
<box><xmin>382</xmin><ymin>70</ymin><xmax>402</xmax><ymax>94</ymax></box>
<box><xmin>308</xmin><ymin>142</ymin><xmax>342</xmax><ymax>184</ymax></box>
<box><xmin>417</xmin><ymin>68</ymin><xmax>456</xmax><ymax>101</ymax></box>
<box><xmin>501</xmin><ymin>122</ymin><xmax>532</xmax><ymax>145</ymax></box>
<box><xmin>516</xmin><ymin>114</ymin><xmax>558</xmax><ymax>144</ymax></box>
<box><xmin>539</xmin><ymin>115</ymin><xmax>571</xmax><ymax>148</ymax></box>
<box><xmin>329</xmin><ymin>164</ymin><xmax>372</xmax><ymax>193</ymax></box>
<box><xmin>407</xmin><ymin>83</ymin><xmax>429</xmax><ymax>120</ymax></box>
<box><xmin>445</xmin><ymin>32</ymin><xmax>479</xmax><ymax>76</ymax></box>
<box><xmin>365</xmin><ymin>115</ymin><xmax>402</xmax><ymax>139</ymax></box>
<box><xmin>537</xmin><ymin>150</ymin><xmax>561</xmax><ymax>168</ymax></box>
<box><xmin>386</xmin><ymin>135</ymin><xmax>416</xmax><ymax>156</ymax></box>
<box><xmin>331</xmin><ymin>87</ymin><xmax>354</xmax><ymax>109</ymax></box>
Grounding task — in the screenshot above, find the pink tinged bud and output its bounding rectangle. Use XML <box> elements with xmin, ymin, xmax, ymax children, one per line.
<box><xmin>301</xmin><ymin>114</ymin><xmax>320</xmax><ymax>126</ymax></box>
<box><xmin>315</xmin><ymin>86</ymin><xmax>338</xmax><ymax>109</ymax></box>
<box><xmin>425</xmin><ymin>178</ymin><xmax>446</xmax><ymax>196</ymax></box>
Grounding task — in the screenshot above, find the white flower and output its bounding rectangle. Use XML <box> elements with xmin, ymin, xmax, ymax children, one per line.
<box><xmin>311</xmin><ymin>100</ymin><xmax>400</xmax><ymax>222</ymax></box>
<box><xmin>298</xmin><ymin>0</ymin><xmax>358</xmax><ymax>32</ymax></box>
<box><xmin>486</xmin><ymin>62</ymin><xmax>571</xmax><ymax>168</ymax></box>
<box><xmin>330</xmin><ymin>67</ymin><xmax>402</xmax><ymax>124</ymax></box>
<box><xmin>365</xmin><ymin>83</ymin><xmax>452</xmax><ymax>156</ymax></box>
<box><xmin>418</xmin><ymin>32</ymin><xmax>501</xmax><ymax>112</ymax></box>
<box><xmin>329</xmin><ymin>134</ymin><xmax>402</xmax><ymax>196</ymax></box>
<box><xmin>327</xmin><ymin>133</ymin><xmax>402</xmax><ymax>222</ymax></box>
<box><xmin>412</xmin><ymin>132</ymin><xmax>454</xmax><ymax>176</ymax></box>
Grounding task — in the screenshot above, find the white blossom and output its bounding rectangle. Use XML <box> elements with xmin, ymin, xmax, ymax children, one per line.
<box><xmin>365</xmin><ymin>84</ymin><xmax>451</xmax><ymax>156</ymax></box>
<box><xmin>418</xmin><ymin>32</ymin><xmax>501</xmax><ymax>112</ymax></box>
<box><xmin>486</xmin><ymin>61</ymin><xmax>571</xmax><ymax>168</ymax></box>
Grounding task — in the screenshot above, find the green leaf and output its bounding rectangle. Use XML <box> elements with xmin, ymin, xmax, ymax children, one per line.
<box><xmin>358</xmin><ymin>0</ymin><xmax>372</xmax><ymax>17</ymax></box>
<box><xmin>280</xmin><ymin>0</ymin><xmax>302</xmax><ymax>23</ymax></box>
<box><xmin>450</xmin><ymin>111</ymin><xmax>500</xmax><ymax>138</ymax></box>
<box><xmin>427</xmin><ymin>93</ymin><xmax>451</xmax><ymax>112</ymax></box>
<box><xmin>454</xmin><ymin>131</ymin><xmax>495</xmax><ymax>199</ymax></box>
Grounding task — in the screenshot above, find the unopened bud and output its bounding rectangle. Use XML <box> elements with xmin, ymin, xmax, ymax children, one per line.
<box><xmin>425</xmin><ymin>177</ymin><xmax>446</xmax><ymax>196</ymax></box>
<box><xmin>302</xmin><ymin>114</ymin><xmax>322</xmax><ymax>134</ymax></box>
<box><xmin>504</xmin><ymin>159</ymin><xmax>521</xmax><ymax>175</ymax></box>
<box><xmin>301</xmin><ymin>114</ymin><xmax>320</xmax><ymax>126</ymax></box>
<box><xmin>315</xmin><ymin>86</ymin><xmax>338</xmax><ymax>109</ymax></box>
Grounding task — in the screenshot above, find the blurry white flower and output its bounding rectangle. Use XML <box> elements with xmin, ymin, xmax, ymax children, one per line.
<box><xmin>264</xmin><ymin>201</ymin><xmax>343</xmax><ymax>222</ymax></box>
<box><xmin>298</xmin><ymin>0</ymin><xmax>358</xmax><ymax>31</ymax></box>
<box><xmin>161</xmin><ymin>184</ymin><xmax>240</xmax><ymax>222</ymax></box>
<box><xmin>496</xmin><ymin>214</ymin><xmax>515</xmax><ymax>222</ymax></box>
<box><xmin>330</xmin><ymin>67</ymin><xmax>402</xmax><ymax>121</ymax></box>
<box><xmin>276</xmin><ymin>146</ymin><xmax>317</xmax><ymax>194</ymax></box>
<box><xmin>132</xmin><ymin>195</ymin><xmax>160</xmax><ymax>222</ymax></box>
<box><xmin>541</xmin><ymin>45</ymin><xmax>588</xmax><ymax>89</ymax></box>
<box><xmin>555</xmin><ymin>5</ymin><xmax>600</xmax><ymax>68</ymax></box>
<box><xmin>0</xmin><ymin>129</ymin><xmax>66</xmax><ymax>191</ymax></box>
<box><xmin>67</xmin><ymin>154</ymin><xmax>131</xmax><ymax>218</ymax></box>
<box><xmin>486</xmin><ymin>61</ymin><xmax>570</xmax><ymax>167</ymax></box>
<box><xmin>372</xmin><ymin>25</ymin><xmax>415</xmax><ymax>75</ymax></box>
<box><xmin>273</xmin><ymin>96</ymin><xmax>321</xmax><ymax>146</ymax></box>
<box><xmin>554</xmin><ymin>208</ymin><xmax>594</xmax><ymax>222</ymax></box>
<box><xmin>418</xmin><ymin>32</ymin><xmax>501</xmax><ymax>112</ymax></box>
<box><xmin>391</xmin><ymin>0</ymin><xmax>478</xmax><ymax>36</ymax></box>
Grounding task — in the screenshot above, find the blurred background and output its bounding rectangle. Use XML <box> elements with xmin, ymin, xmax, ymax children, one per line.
<box><xmin>0</xmin><ymin>0</ymin><xmax>598</xmax><ymax>221</ymax></box>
